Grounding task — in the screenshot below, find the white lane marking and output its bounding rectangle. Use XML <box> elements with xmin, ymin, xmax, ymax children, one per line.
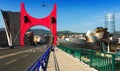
<box><xmin>25</xmin><ymin>50</ymin><xmax>29</xmax><ymax>52</ymax></box>
<box><xmin>5</xmin><ymin>59</ymin><xmax>17</xmax><ymax>65</ymax></box>
<box><xmin>0</xmin><ymin>51</ymin><xmax>25</xmax><ymax>59</ymax></box>
<box><xmin>0</xmin><ymin>48</ymin><xmax>37</xmax><ymax>59</ymax></box>
<box><xmin>22</xmin><ymin>54</ymin><xmax>29</xmax><ymax>58</ymax></box>
<box><xmin>36</xmin><ymin>48</ymin><xmax>39</xmax><ymax>49</ymax></box>
<box><xmin>33</xmin><ymin>50</ymin><xmax>36</xmax><ymax>53</ymax></box>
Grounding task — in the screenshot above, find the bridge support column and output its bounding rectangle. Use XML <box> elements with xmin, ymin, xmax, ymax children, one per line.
<box><xmin>20</xmin><ymin>3</ymin><xmax>57</xmax><ymax>46</ymax></box>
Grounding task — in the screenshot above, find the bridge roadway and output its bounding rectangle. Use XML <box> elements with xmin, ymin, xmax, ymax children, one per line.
<box><xmin>0</xmin><ymin>45</ymin><xmax>48</xmax><ymax>71</ymax></box>
<box><xmin>46</xmin><ymin>47</ymin><xmax>97</xmax><ymax>71</ymax></box>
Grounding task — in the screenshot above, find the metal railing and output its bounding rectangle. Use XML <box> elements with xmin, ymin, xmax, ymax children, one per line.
<box><xmin>57</xmin><ymin>45</ymin><xmax>120</xmax><ymax>71</ymax></box>
<box><xmin>27</xmin><ymin>47</ymin><xmax>51</xmax><ymax>71</ymax></box>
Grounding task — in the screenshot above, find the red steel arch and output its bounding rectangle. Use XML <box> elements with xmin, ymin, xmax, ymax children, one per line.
<box><xmin>20</xmin><ymin>3</ymin><xmax>57</xmax><ymax>46</ymax></box>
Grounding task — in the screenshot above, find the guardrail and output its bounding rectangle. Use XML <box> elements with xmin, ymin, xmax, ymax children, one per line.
<box><xmin>27</xmin><ymin>47</ymin><xmax>51</xmax><ymax>71</ymax></box>
<box><xmin>57</xmin><ymin>45</ymin><xmax>120</xmax><ymax>71</ymax></box>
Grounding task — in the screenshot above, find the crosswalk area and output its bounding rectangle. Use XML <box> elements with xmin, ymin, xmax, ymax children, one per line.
<box><xmin>24</xmin><ymin>49</ymin><xmax>45</xmax><ymax>53</ymax></box>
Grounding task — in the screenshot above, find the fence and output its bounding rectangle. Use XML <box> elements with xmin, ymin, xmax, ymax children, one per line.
<box><xmin>27</xmin><ymin>47</ymin><xmax>51</xmax><ymax>71</ymax></box>
<box><xmin>57</xmin><ymin>45</ymin><xmax>120</xmax><ymax>71</ymax></box>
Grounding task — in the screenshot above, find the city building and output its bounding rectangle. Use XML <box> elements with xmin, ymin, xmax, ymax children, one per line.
<box><xmin>105</xmin><ymin>13</ymin><xmax>115</xmax><ymax>34</ymax></box>
<box><xmin>1</xmin><ymin>10</ymin><xmax>20</xmax><ymax>46</ymax></box>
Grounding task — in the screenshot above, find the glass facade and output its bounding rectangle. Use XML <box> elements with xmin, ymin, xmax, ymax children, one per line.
<box><xmin>105</xmin><ymin>13</ymin><xmax>115</xmax><ymax>34</ymax></box>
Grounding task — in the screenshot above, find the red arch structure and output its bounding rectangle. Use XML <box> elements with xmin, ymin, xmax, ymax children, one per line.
<box><xmin>20</xmin><ymin>3</ymin><xmax>57</xmax><ymax>46</ymax></box>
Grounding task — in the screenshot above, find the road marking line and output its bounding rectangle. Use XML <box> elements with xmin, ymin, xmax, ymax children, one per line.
<box><xmin>25</xmin><ymin>50</ymin><xmax>29</xmax><ymax>52</ymax></box>
<box><xmin>33</xmin><ymin>50</ymin><xmax>36</xmax><ymax>53</ymax></box>
<box><xmin>5</xmin><ymin>59</ymin><xmax>17</xmax><ymax>65</ymax></box>
<box><xmin>0</xmin><ymin>48</ymin><xmax>37</xmax><ymax>59</ymax></box>
<box><xmin>0</xmin><ymin>51</ymin><xmax>24</xmax><ymax>59</ymax></box>
<box><xmin>22</xmin><ymin>54</ymin><xmax>29</xmax><ymax>58</ymax></box>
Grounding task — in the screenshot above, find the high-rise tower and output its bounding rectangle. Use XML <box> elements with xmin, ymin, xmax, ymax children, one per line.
<box><xmin>105</xmin><ymin>13</ymin><xmax>115</xmax><ymax>34</ymax></box>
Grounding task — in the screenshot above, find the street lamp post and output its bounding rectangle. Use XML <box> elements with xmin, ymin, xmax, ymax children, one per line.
<box><xmin>42</xmin><ymin>4</ymin><xmax>53</xmax><ymax>45</ymax></box>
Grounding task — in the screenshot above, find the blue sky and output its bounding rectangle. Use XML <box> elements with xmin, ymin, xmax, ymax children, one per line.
<box><xmin>0</xmin><ymin>0</ymin><xmax>120</xmax><ymax>33</ymax></box>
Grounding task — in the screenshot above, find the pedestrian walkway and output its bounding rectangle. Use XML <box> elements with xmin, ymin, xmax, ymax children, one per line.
<box><xmin>46</xmin><ymin>47</ymin><xmax>96</xmax><ymax>71</ymax></box>
<box><xmin>46</xmin><ymin>51</ymin><xmax>56</xmax><ymax>71</ymax></box>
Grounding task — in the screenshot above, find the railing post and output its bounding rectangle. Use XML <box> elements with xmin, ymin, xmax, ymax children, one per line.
<box><xmin>37</xmin><ymin>61</ymin><xmax>41</xmax><ymax>71</ymax></box>
<box><xmin>70</xmin><ymin>49</ymin><xmax>72</xmax><ymax>55</ymax></box>
<box><xmin>27</xmin><ymin>47</ymin><xmax>51</xmax><ymax>71</ymax></box>
<box><xmin>112</xmin><ymin>54</ymin><xmax>115</xmax><ymax>71</ymax></box>
<box><xmin>90</xmin><ymin>51</ymin><xmax>93</xmax><ymax>67</ymax></box>
<box><xmin>73</xmin><ymin>49</ymin><xmax>75</xmax><ymax>57</ymax></box>
<box><xmin>79</xmin><ymin>49</ymin><xmax>81</xmax><ymax>61</ymax></box>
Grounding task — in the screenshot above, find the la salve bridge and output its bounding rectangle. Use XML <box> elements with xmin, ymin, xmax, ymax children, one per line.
<box><xmin>0</xmin><ymin>2</ymin><xmax>120</xmax><ymax>71</ymax></box>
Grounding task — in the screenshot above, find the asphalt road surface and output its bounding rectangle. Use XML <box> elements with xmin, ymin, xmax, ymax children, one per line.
<box><xmin>0</xmin><ymin>45</ymin><xmax>48</xmax><ymax>71</ymax></box>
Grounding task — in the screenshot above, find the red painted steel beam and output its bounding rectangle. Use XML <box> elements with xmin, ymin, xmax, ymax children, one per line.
<box><xmin>20</xmin><ymin>2</ymin><xmax>57</xmax><ymax>46</ymax></box>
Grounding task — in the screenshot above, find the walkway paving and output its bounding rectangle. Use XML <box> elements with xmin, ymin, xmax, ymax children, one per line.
<box><xmin>46</xmin><ymin>47</ymin><xmax>97</xmax><ymax>71</ymax></box>
<box><xmin>46</xmin><ymin>51</ymin><xmax>55</xmax><ymax>71</ymax></box>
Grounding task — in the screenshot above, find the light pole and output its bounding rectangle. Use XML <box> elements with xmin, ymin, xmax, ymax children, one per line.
<box><xmin>42</xmin><ymin>4</ymin><xmax>53</xmax><ymax>45</ymax></box>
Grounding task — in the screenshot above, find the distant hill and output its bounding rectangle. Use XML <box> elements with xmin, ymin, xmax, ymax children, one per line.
<box><xmin>57</xmin><ymin>30</ymin><xmax>82</xmax><ymax>36</ymax></box>
<box><xmin>0</xmin><ymin>28</ymin><xmax>83</xmax><ymax>35</ymax></box>
<box><xmin>29</xmin><ymin>29</ymin><xmax>81</xmax><ymax>36</ymax></box>
<box><xmin>1</xmin><ymin>27</ymin><xmax>120</xmax><ymax>37</ymax></box>
<box><xmin>29</xmin><ymin>29</ymin><xmax>120</xmax><ymax>36</ymax></box>
<box><xmin>0</xmin><ymin>28</ymin><xmax>5</xmax><ymax>31</ymax></box>
<box><xmin>28</xmin><ymin>29</ymin><xmax>50</xmax><ymax>35</ymax></box>
<box><xmin>0</xmin><ymin>28</ymin><xmax>50</xmax><ymax>35</ymax></box>
<box><xmin>114</xmin><ymin>31</ymin><xmax>120</xmax><ymax>37</ymax></box>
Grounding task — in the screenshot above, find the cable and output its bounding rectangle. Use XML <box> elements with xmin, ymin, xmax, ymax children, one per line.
<box><xmin>13</xmin><ymin>20</ymin><xmax>24</xmax><ymax>43</ymax></box>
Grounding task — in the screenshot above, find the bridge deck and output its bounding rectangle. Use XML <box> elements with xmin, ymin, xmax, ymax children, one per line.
<box><xmin>46</xmin><ymin>47</ymin><xmax>96</xmax><ymax>71</ymax></box>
